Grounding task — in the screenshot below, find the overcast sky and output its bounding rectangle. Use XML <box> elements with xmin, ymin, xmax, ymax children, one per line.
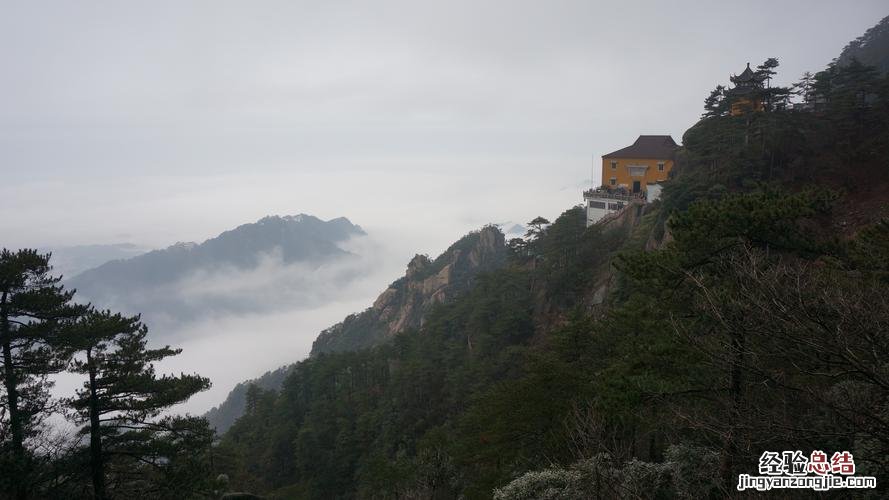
<box><xmin>2</xmin><ymin>1</ymin><xmax>886</xmax><ymax>254</ymax></box>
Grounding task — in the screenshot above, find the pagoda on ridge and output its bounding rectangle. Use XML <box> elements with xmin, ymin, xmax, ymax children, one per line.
<box><xmin>728</xmin><ymin>63</ymin><xmax>766</xmax><ymax>116</ymax></box>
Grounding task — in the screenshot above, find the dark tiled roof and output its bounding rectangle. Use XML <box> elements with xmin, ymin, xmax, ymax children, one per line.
<box><xmin>603</xmin><ymin>135</ymin><xmax>678</xmax><ymax>159</ymax></box>
<box><xmin>731</xmin><ymin>62</ymin><xmax>764</xmax><ymax>86</ymax></box>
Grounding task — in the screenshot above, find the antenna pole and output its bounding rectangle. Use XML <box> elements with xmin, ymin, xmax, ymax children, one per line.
<box><xmin>591</xmin><ymin>154</ymin><xmax>595</xmax><ymax>189</ymax></box>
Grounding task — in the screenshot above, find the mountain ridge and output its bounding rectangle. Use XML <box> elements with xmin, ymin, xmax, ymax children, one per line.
<box><xmin>838</xmin><ymin>15</ymin><xmax>889</xmax><ymax>73</ymax></box>
<box><xmin>311</xmin><ymin>225</ymin><xmax>507</xmax><ymax>355</ymax></box>
<box><xmin>66</xmin><ymin>214</ymin><xmax>366</xmax><ymax>326</ymax></box>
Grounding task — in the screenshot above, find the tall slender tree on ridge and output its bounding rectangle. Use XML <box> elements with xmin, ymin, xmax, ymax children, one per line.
<box><xmin>756</xmin><ymin>57</ymin><xmax>792</xmax><ymax>110</ymax></box>
<box><xmin>703</xmin><ymin>84</ymin><xmax>728</xmax><ymax>117</ymax></box>
<box><xmin>524</xmin><ymin>217</ymin><xmax>551</xmax><ymax>241</ymax></box>
<box><xmin>793</xmin><ymin>71</ymin><xmax>815</xmax><ymax>105</ymax></box>
<box><xmin>0</xmin><ymin>248</ymin><xmax>84</xmax><ymax>499</ymax></box>
<box><xmin>65</xmin><ymin>309</ymin><xmax>212</xmax><ymax>499</ymax></box>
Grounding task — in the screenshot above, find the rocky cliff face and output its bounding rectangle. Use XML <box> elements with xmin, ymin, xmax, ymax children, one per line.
<box><xmin>311</xmin><ymin>225</ymin><xmax>507</xmax><ymax>355</ymax></box>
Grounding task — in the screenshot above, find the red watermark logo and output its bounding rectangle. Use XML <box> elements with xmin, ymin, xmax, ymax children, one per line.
<box><xmin>737</xmin><ymin>451</ymin><xmax>876</xmax><ymax>491</ymax></box>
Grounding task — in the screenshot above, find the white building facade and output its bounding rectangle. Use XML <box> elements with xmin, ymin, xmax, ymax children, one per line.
<box><xmin>583</xmin><ymin>188</ymin><xmax>634</xmax><ymax>226</ymax></box>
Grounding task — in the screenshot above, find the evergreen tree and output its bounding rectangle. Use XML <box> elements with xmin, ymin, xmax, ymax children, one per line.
<box><xmin>755</xmin><ymin>57</ymin><xmax>791</xmax><ymax>111</ymax></box>
<box><xmin>702</xmin><ymin>85</ymin><xmax>727</xmax><ymax>117</ymax></box>
<box><xmin>832</xmin><ymin>58</ymin><xmax>879</xmax><ymax>108</ymax></box>
<box><xmin>793</xmin><ymin>71</ymin><xmax>815</xmax><ymax>105</ymax></box>
<box><xmin>506</xmin><ymin>237</ymin><xmax>528</xmax><ymax>257</ymax></box>
<box><xmin>243</xmin><ymin>383</ymin><xmax>275</xmax><ymax>417</ymax></box>
<box><xmin>815</xmin><ymin>59</ymin><xmax>882</xmax><ymax>140</ymax></box>
<box><xmin>755</xmin><ymin>57</ymin><xmax>779</xmax><ymax>88</ymax></box>
<box><xmin>0</xmin><ymin>249</ymin><xmax>83</xmax><ymax>498</ymax></box>
<box><xmin>65</xmin><ymin>310</ymin><xmax>212</xmax><ymax>499</ymax></box>
<box><xmin>812</xmin><ymin>63</ymin><xmax>838</xmax><ymax>107</ymax></box>
<box><xmin>524</xmin><ymin>217</ymin><xmax>550</xmax><ymax>240</ymax></box>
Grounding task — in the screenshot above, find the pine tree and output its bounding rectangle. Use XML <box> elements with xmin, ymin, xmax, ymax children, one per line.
<box><xmin>755</xmin><ymin>58</ymin><xmax>790</xmax><ymax>111</ymax></box>
<box><xmin>506</xmin><ymin>237</ymin><xmax>528</xmax><ymax>257</ymax></box>
<box><xmin>755</xmin><ymin>57</ymin><xmax>779</xmax><ymax>88</ymax></box>
<box><xmin>793</xmin><ymin>71</ymin><xmax>815</xmax><ymax>105</ymax></box>
<box><xmin>812</xmin><ymin>63</ymin><xmax>838</xmax><ymax>108</ymax></box>
<box><xmin>832</xmin><ymin>58</ymin><xmax>879</xmax><ymax>106</ymax></box>
<box><xmin>702</xmin><ymin>85</ymin><xmax>727</xmax><ymax>117</ymax></box>
<box><xmin>65</xmin><ymin>310</ymin><xmax>211</xmax><ymax>499</ymax></box>
<box><xmin>0</xmin><ymin>249</ymin><xmax>83</xmax><ymax>498</ymax></box>
<box><xmin>824</xmin><ymin>58</ymin><xmax>881</xmax><ymax>140</ymax></box>
<box><xmin>524</xmin><ymin>217</ymin><xmax>551</xmax><ymax>240</ymax></box>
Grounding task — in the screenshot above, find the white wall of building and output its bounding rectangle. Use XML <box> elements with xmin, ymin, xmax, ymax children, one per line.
<box><xmin>647</xmin><ymin>183</ymin><xmax>663</xmax><ymax>202</ymax></box>
<box><xmin>586</xmin><ymin>198</ymin><xmax>626</xmax><ymax>226</ymax></box>
<box><xmin>586</xmin><ymin>203</ymin><xmax>611</xmax><ymax>226</ymax></box>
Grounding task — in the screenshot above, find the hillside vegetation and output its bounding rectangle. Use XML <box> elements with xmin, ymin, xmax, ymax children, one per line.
<box><xmin>311</xmin><ymin>226</ymin><xmax>508</xmax><ymax>355</ymax></box>
<box><xmin>838</xmin><ymin>15</ymin><xmax>889</xmax><ymax>73</ymax></box>
<box><xmin>213</xmin><ymin>55</ymin><xmax>889</xmax><ymax>498</ymax></box>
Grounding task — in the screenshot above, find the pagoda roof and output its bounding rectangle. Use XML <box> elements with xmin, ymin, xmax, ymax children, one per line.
<box><xmin>603</xmin><ymin>135</ymin><xmax>678</xmax><ymax>160</ymax></box>
<box><xmin>731</xmin><ymin>63</ymin><xmax>764</xmax><ymax>85</ymax></box>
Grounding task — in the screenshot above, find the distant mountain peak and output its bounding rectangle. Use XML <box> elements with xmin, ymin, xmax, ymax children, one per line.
<box><xmin>259</xmin><ymin>213</ymin><xmax>312</xmax><ymax>224</ymax></box>
<box><xmin>252</xmin><ymin>214</ymin><xmax>363</xmax><ymax>232</ymax></box>
<box><xmin>169</xmin><ymin>241</ymin><xmax>198</xmax><ymax>250</ymax></box>
<box><xmin>66</xmin><ymin>213</ymin><xmax>366</xmax><ymax>324</ymax></box>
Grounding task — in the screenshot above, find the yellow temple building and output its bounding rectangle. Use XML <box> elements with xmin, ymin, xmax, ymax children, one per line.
<box><xmin>600</xmin><ymin>135</ymin><xmax>678</xmax><ymax>194</ymax></box>
<box><xmin>584</xmin><ymin>135</ymin><xmax>678</xmax><ymax>226</ymax></box>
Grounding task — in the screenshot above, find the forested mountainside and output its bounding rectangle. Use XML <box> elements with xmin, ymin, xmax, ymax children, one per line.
<box><xmin>205</xmin><ymin>365</ymin><xmax>293</xmax><ymax>434</ymax></box>
<box><xmin>213</xmin><ymin>56</ymin><xmax>889</xmax><ymax>498</ymax></box>
<box><xmin>312</xmin><ymin>226</ymin><xmax>508</xmax><ymax>355</ymax></box>
<box><xmin>838</xmin><ymin>15</ymin><xmax>889</xmax><ymax>72</ymax></box>
<box><xmin>66</xmin><ymin>214</ymin><xmax>364</xmax><ymax>325</ymax></box>
<box><xmin>205</xmin><ymin>227</ymin><xmax>509</xmax><ymax>434</ymax></box>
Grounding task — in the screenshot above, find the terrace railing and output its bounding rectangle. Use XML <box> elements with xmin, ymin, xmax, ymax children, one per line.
<box><xmin>583</xmin><ymin>188</ymin><xmax>646</xmax><ymax>202</ymax></box>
